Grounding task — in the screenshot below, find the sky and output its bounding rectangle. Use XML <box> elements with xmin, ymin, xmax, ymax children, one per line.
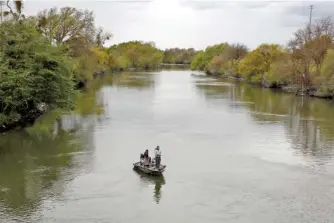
<box><xmin>22</xmin><ymin>0</ymin><xmax>334</xmax><ymax>50</ymax></box>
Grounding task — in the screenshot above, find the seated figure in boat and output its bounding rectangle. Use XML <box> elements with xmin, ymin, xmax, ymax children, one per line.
<box><xmin>140</xmin><ymin>149</ymin><xmax>148</xmax><ymax>160</ymax></box>
<box><xmin>140</xmin><ymin>153</ymin><xmax>145</xmax><ymax>161</ymax></box>
<box><xmin>144</xmin><ymin>149</ymin><xmax>149</xmax><ymax>159</ymax></box>
<box><xmin>140</xmin><ymin>149</ymin><xmax>151</xmax><ymax>166</ymax></box>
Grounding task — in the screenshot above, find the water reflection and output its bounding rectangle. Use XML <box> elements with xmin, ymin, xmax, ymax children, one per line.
<box><xmin>111</xmin><ymin>72</ymin><xmax>155</xmax><ymax>90</ymax></box>
<box><xmin>160</xmin><ymin>64</ymin><xmax>190</xmax><ymax>71</ymax></box>
<box><xmin>132</xmin><ymin>169</ymin><xmax>166</xmax><ymax>204</ymax></box>
<box><xmin>0</xmin><ymin>76</ymin><xmax>108</xmax><ymax>222</ymax></box>
<box><xmin>0</xmin><ymin>127</ymin><xmax>84</xmax><ymax>221</ymax></box>
<box><xmin>194</xmin><ymin>77</ymin><xmax>334</xmax><ymax>165</ymax></box>
<box><xmin>194</xmin><ymin>79</ymin><xmax>232</xmax><ymax>100</ymax></box>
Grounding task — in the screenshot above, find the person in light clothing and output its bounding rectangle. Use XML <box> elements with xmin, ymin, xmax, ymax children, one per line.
<box><xmin>154</xmin><ymin>146</ymin><xmax>161</xmax><ymax>169</ymax></box>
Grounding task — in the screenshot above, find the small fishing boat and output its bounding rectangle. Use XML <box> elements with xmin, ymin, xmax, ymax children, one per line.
<box><xmin>133</xmin><ymin>159</ymin><xmax>166</xmax><ymax>176</ymax></box>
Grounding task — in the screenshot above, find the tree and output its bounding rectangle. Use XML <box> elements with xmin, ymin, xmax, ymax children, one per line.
<box><xmin>0</xmin><ymin>20</ymin><xmax>76</xmax><ymax>124</ymax></box>
<box><xmin>35</xmin><ymin>7</ymin><xmax>112</xmax><ymax>82</ymax></box>
<box><xmin>208</xmin><ymin>55</ymin><xmax>228</xmax><ymax>74</ymax></box>
<box><xmin>36</xmin><ymin>7</ymin><xmax>95</xmax><ymax>45</ymax></box>
<box><xmin>190</xmin><ymin>51</ymin><xmax>206</xmax><ymax>70</ymax></box>
<box><xmin>2</xmin><ymin>0</ymin><xmax>24</xmax><ymax>22</ymax></box>
<box><xmin>108</xmin><ymin>41</ymin><xmax>163</xmax><ymax>70</ymax></box>
<box><xmin>94</xmin><ymin>27</ymin><xmax>112</xmax><ymax>48</ymax></box>
<box><xmin>288</xmin><ymin>16</ymin><xmax>334</xmax><ymax>86</ymax></box>
<box><xmin>225</xmin><ymin>43</ymin><xmax>248</xmax><ymax>68</ymax></box>
<box><xmin>268</xmin><ymin>52</ymin><xmax>295</xmax><ymax>86</ymax></box>
<box><xmin>0</xmin><ymin>1</ymin><xmax>5</xmax><ymax>23</ymax></box>
<box><xmin>238</xmin><ymin>44</ymin><xmax>284</xmax><ymax>85</ymax></box>
<box><xmin>207</xmin><ymin>43</ymin><xmax>248</xmax><ymax>75</ymax></box>
<box><xmin>315</xmin><ymin>49</ymin><xmax>334</xmax><ymax>94</ymax></box>
<box><xmin>190</xmin><ymin>43</ymin><xmax>228</xmax><ymax>71</ymax></box>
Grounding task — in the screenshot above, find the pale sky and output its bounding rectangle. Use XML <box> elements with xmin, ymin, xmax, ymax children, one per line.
<box><xmin>23</xmin><ymin>0</ymin><xmax>334</xmax><ymax>50</ymax></box>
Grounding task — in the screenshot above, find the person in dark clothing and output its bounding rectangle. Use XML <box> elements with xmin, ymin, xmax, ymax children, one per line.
<box><xmin>144</xmin><ymin>149</ymin><xmax>149</xmax><ymax>159</ymax></box>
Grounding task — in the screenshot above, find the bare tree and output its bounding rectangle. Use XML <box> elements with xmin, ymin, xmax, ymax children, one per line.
<box><xmin>2</xmin><ymin>0</ymin><xmax>24</xmax><ymax>21</ymax></box>
<box><xmin>289</xmin><ymin>16</ymin><xmax>334</xmax><ymax>85</ymax></box>
<box><xmin>226</xmin><ymin>43</ymin><xmax>248</xmax><ymax>67</ymax></box>
<box><xmin>94</xmin><ymin>27</ymin><xmax>112</xmax><ymax>48</ymax></box>
<box><xmin>37</xmin><ymin>7</ymin><xmax>96</xmax><ymax>45</ymax></box>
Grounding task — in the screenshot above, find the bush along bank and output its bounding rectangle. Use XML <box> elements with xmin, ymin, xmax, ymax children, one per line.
<box><xmin>190</xmin><ymin>17</ymin><xmax>334</xmax><ymax>100</ymax></box>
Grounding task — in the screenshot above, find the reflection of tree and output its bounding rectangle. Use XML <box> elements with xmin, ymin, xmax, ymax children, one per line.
<box><xmin>0</xmin><ymin>128</ymin><xmax>83</xmax><ymax>218</ymax></box>
<box><xmin>283</xmin><ymin>98</ymin><xmax>332</xmax><ymax>160</ymax></box>
<box><xmin>74</xmin><ymin>76</ymin><xmax>110</xmax><ymax>117</ymax></box>
<box><xmin>195</xmin><ymin>78</ymin><xmax>334</xmax><ymax>162</ymax></box>
<box><xmin>133</xmin><ymin>169</ymin><xmax>166</xmax><ymax>204</ymax></box>
<box><xmin>0</xmin><ymin>75</ymin><xmax>109</xmax><ymax>220</ymax></box>
<box><xmin>195</xmin><ymin>80</ymin><xmax>231</xmax><ymax>99</ymax></box>
<box><xmin>111</xmin><ymin>72</ymin><xmax>155</xmax><ymax>90</ymax></box>
<box><xmin>160</xmin><ymin>64</ymin><xmax>190</xmax><ymax>71</ymax></box>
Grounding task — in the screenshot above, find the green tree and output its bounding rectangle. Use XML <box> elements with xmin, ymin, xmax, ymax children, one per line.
<box><xmin>315</xmin><ymin>49</ymin><xmax>334</xmax><ymax>95</ymax></box>
<box><xmin>190</xmin><ymin>43</ymin><xmax>228</xmax><ymax>71</ymax></box>
<box><xmin>190</xmin><ymin>51</ymin><xmax>206</xmax><ymax>70</ymax></box>
<box><xmin>238</xmin><ymin>44</ymin><xmax>284</xmax><ymax>85</ymax></box>
<box><xmin>205</xmin><ymin>43</ymin><xmax>248</xmax><ymax>75</ymax></box>
<box><xmin>108</xmin><ymin>41</ymin><xmax>163</xmax><ymax>70</ymax></box>
<box><xmin>0</xmin><ymin>20</ymin><xmax>76</xmax><ymax>124</ymax></box>
<box><xmin>267</xmin><ymin>52</ymin><xmax>295</xmax><ymax>86</ymax></box>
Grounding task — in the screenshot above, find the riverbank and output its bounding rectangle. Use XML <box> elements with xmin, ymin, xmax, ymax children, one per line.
<box><xmin>0</xmin><ymin>109</ymin><xmax>45</xmax><ymax>134</ymax></box>
<box><xmin>0</xmin><ymin>66</ymin><xmax>161</xmax><ymax>134</ymax></box>
<box><xmin>0</xmin><ymin>69</ymin><xmax>106</xmax><ymax>134</ymax></box>
<box><xmin>204</xmin><ymin>70</ymin><xmax>334</xmax><ymax>101</ymax></box>
<box><xmin>160</xmin><ymin>63</ymin><xmax>190</xmax><ymax>66</ymax></box>
<box><xmin>0</xmin><ymin>65</ymin><xmax>166</xmax><ymax>134</ymax></box>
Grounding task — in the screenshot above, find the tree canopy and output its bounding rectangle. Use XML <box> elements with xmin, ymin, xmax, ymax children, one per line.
<box><xmin>0</xmin><ymin>20</ymin><xmax>76</xmax><ymax>124</ymax></box>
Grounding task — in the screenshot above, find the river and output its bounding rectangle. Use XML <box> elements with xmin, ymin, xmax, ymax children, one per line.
<box><xmin>1</xmin><ymin>69</ymin><xmax>334</xmax><ymax>222</ymax></box>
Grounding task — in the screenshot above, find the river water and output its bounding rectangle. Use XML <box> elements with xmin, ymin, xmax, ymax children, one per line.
<box><xmin>1</xmin><ymin>69</ymin><xmax>334</xmax><ymax>222</ymax></box>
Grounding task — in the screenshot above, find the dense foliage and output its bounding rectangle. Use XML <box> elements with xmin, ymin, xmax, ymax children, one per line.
<box><xmin>190</xmin><ymin>43</ymin><xmax>229</xmax><ymax>71</ymax></box>
<box><xmin>190</xmin><ymin>16</ymin><xmax>334</xmax><ymax>97</ymax></box>
<box><xmin>0</xmin><ymin>19</ymin><xmax>76</xmax><ymax>125</ymax></box>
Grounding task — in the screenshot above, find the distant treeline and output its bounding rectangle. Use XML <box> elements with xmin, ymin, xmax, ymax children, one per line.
<box><xmin>162</xmin><ymin>48</ymin><xmax>198</xmax><ymax>64</ymax></box>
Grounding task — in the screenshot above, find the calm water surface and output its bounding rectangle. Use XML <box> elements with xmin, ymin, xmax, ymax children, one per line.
<box><xmin>1</xmin><ymin>70</ymin><xmax>334</xmax><ymax>222</ymax></box>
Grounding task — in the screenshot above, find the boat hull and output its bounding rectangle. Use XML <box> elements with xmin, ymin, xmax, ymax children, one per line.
<box><xmin>133</xmin><ymin>162</ymin><xmax>166</xmax><ymax>176</ymax></box>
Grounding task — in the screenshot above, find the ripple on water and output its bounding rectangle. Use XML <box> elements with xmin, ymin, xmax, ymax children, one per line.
<box><xmin>195</xmin><ymin>82</ymin><xmax>234</xmax><ymax>87</ymax></box>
